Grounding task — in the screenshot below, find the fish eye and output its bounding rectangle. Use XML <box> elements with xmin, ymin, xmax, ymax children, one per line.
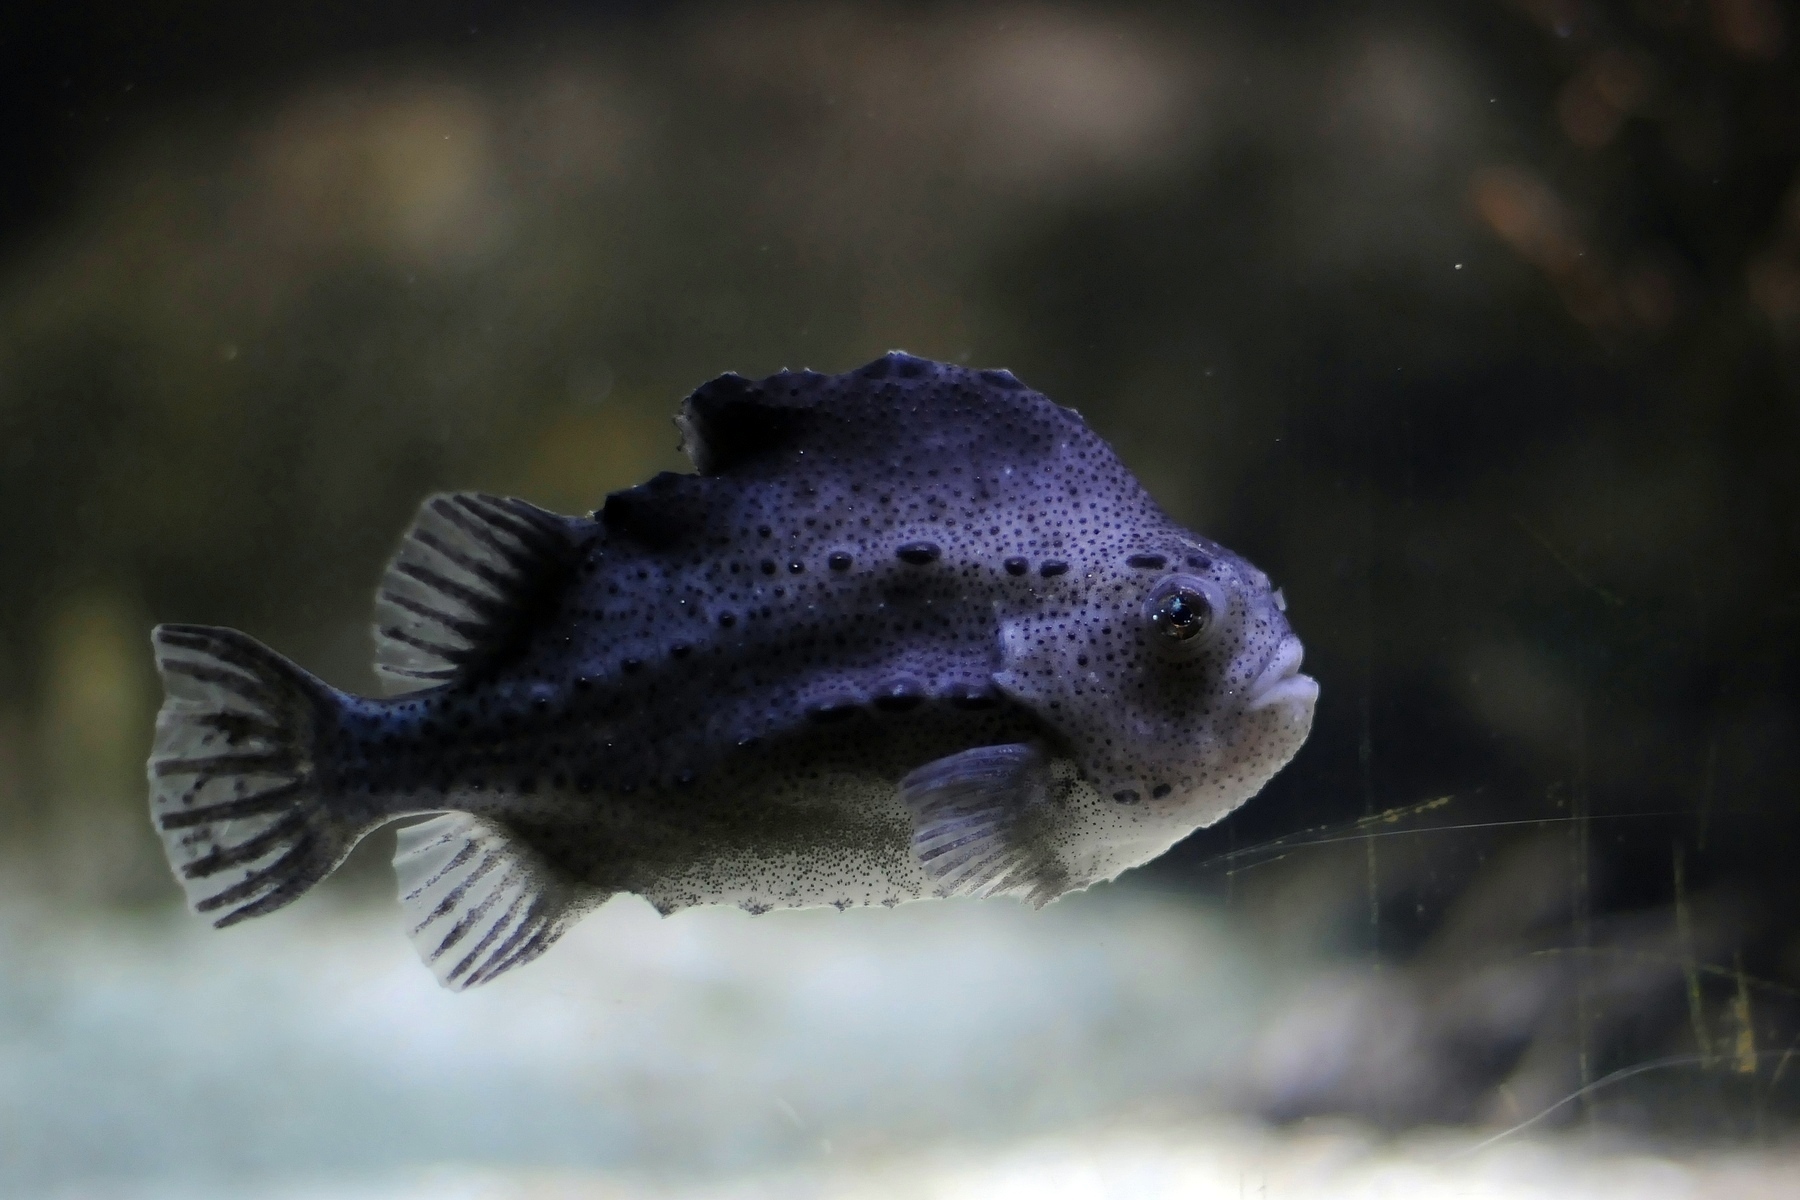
<box><xmin>1144</xmin><ymin>575</ymin><xmax>1224</xmax><ymax>645</ymax></box>
<box><xmin>1154</xmin><ymin>590</ymin><xmax>1210</xmax><ymax>640</ymax></box>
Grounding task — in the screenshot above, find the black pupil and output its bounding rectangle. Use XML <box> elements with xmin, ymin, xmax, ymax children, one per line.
<box><xmin>1159</xmin><ymin>591</ymin><xmax>1206</xmax><ymax>637</ymax></box>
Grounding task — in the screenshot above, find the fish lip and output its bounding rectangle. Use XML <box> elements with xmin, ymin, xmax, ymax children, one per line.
<box><xmin>1247</xmin><ymin>637</ymin><xmax>1318</xmax><ymax>712</ymax></box>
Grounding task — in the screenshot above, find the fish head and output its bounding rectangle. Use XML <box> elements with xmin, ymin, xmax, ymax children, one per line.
<box><xmin>996</xmin><ymin>542</ymin><xmax>1317</xmax><ymax>836</ymax></box>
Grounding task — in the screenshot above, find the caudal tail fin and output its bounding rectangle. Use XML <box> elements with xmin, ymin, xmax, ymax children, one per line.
<box><xmin>148</xmin><ymin>624</ymin><xmax>360</xmax><ymax>927</ymax></box>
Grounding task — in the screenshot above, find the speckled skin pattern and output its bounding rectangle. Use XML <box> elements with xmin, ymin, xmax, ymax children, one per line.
<box><xmin>331</xmin><ymin>353</ymin><xmax>1317</xmax><ymax>914</ymax></box>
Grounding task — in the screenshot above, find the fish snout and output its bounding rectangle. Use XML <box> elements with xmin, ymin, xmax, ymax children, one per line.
<box><xmin>1246</xmin><ymin>636</ymin><xmax>1319</xmax><ymax>713</ymax></box>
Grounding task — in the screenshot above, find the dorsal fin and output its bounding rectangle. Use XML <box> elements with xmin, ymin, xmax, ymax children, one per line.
<box><xmin>675</xmin><ymin>369</ymin><xmax>822</xmax><ymax>474</ymax></box>
<box><xmin>673</xmin><ymin>351</ymin><xmax>1054</xmax><ymax>477</ymax></box>
<box><xmin>598</xmin><ymin>471</ymin><xmax>709</xmax><ymax>549</ymax></box>
<box><xmin>373</xmin><ymin>492</ymin><xmax>577</xmax><ymax>694</ymax></box>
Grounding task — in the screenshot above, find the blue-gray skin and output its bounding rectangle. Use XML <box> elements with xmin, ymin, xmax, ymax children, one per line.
<box><xmin>147</xmin><ymin>353</ymin><xmax>1317</xmax><ymax>989</ymax></box>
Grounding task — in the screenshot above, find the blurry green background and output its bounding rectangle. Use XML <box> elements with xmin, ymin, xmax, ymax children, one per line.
<box><xmin>3</xmin><ymin>0</ymin><xmax>1800</xmax><ymax>1190</ymax></box>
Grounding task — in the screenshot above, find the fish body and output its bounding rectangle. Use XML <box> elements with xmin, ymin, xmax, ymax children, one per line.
<box><xmin>148</xmin><ymin>353</ymin><xmax>1317</xmax><ymax>987</ymax></box>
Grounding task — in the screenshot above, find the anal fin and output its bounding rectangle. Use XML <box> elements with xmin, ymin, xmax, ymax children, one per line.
<box><xmin>394</xmin><ymin>814</ymin><xmax>605</xmax><ymax>989</ymax></box>
<box><xmin>898</xmin><ymin>743</ymin><xmax>1064</xmax><ymax>905</ymax></box>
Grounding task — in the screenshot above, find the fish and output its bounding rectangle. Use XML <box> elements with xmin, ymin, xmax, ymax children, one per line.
<box><xmin>146</xmin><ymin>352</ymin><xmax>1317</xmax><ymax>989</ymax></box>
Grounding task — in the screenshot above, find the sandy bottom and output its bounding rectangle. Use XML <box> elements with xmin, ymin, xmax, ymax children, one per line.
<box><xmin>259</xmin><ymin>1129</ymin><xmax>1800</xmax><ymax>1200</ymax></box>
<box><xmin>1</xmin><ymin>885</ymin><xmax>1790</xmax><ymax>1199</ymax></box>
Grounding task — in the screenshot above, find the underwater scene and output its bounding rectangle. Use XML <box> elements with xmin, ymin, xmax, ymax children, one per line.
<box><xmin>3</xmin><ymin>1</ymin><xmax>1800</xmax><ymax>1196</ymax></box>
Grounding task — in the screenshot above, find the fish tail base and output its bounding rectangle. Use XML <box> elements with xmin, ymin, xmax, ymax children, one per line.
<box><xmin>147</xmin><ymin>624</ymin><xmax>360</xmax><ymax>927</ymax></box>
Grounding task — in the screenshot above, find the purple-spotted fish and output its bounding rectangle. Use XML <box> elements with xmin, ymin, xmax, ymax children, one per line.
<box><xmin>147</xmin><ymin>353</ymin><xmax>1317</xmax><ymax>988</ymax></box>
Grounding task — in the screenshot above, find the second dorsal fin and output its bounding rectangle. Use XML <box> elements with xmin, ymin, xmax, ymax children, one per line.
<box><xmin>373</xmin><ymin>492</ymin><xmax>577</xmax><ymax>693</ymax></box>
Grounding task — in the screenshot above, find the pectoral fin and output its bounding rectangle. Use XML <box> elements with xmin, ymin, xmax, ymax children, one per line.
<box><xmin>897</xmin><ymin>743</ymin><xmax>1065</xmax><ymax>904</ymax></box>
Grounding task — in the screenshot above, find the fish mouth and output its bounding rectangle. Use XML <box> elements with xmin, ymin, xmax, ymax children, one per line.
<box><xmin>1247</xmin><ymin>637</ymin><xmax>1319</xmax><ymax>712</ymax></box>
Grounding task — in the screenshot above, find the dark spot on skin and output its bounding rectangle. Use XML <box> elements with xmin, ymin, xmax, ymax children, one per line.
<box><xmin>1039</xmin><ymin>560</ymin><xmax>1069</xmax><ymax>578</ymax></box>
<box><xmin>761</xmin><ymin>560</ymin><xmax>776</xmax><ymax>575</ymax></box>
<box><xmin>757</xmin><ymin>525</ymin><xmax>771</xmax><ymax>538</ymax></box>
<box><xmin>828</xmin><ymin>552</ymin><xmax>853</xmax><ymax>571</ymax></box>
<box><xmin>789</xmin><ymin>561</ymin><xmax>804</xmax><ymax>574</ymax></box>
<box><xmin>1127</xmin><ymin>553</ymin><xmax>1166</xmax><ymax>569</ymax></box>
<box><xmin>718</xmin><ymin>612</ymin><xmax>736</xmax><ymax>627</ymax></box>
<box><xmin>897</xmin><ymin>542</ymin><xmax>941</xmax><ymax>565</ymax></box>
<box><xmin>1076</xmin><ymin>655</ymin><xmax>1088</xmax><ymax>667</ymax></box>
<box><xmin>1187</xmin><ymin>552</ymin><xmax>1213</xmax><ymax>570</ymax></box>
<box><xmin>1004</xmin><ymin>556</ymin><xmax>1029</xmax><ymax>576</ymax></box>
<box><xmin>1152</xmin><ymin>783</ymin><xmax>1172</xmax><ymax>799</ymax></box>
<box><xmin>1113</xmin><ymin>789</ymin><xmax>1140</xmax><ymax>804</ymax></box>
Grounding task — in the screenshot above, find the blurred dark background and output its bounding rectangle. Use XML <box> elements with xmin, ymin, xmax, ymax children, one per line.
<box><xmin>2</xmin><ymin>0</ymin><xmax>1798</xmax><ymax>1136</ymax></box>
